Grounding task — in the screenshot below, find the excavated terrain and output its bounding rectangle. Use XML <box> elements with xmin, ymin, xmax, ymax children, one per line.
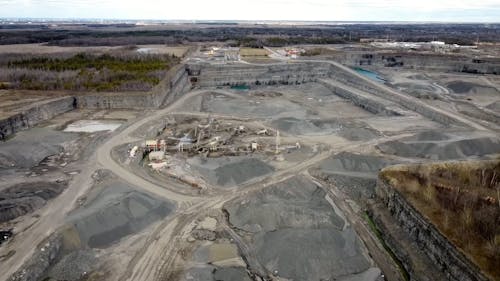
<box><xmin>1</xmin><ymin>42</ymin><xmax>499</xmax><ymax>281</ymax></box>
<box><xmin>223</xmin><ymin>176</ymin><xmax>380</xmax><ymax>281</ymax></box>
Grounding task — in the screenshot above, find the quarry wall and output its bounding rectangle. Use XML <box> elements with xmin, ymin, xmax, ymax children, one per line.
<box><xmin>0</xmin><ymin>97</ymin><xmax>75</xmax><ymax>140</ymax></box>
<box><xmin>376</xmin><ymin>178</ymin><xmax>489</xmax><ymax>281</ymax></box>
<box><xmin>333</xmin><ymin>52</ymin><xmax>500</xmax><ymax>74</ymax></box>
<box><xmin>190</xmin><ymin>61</ymin><xmax>473</xmax><ymax>127</ymax></box>
<box><xmin>325</xmin><ymin>63</ymin><xmax>469</xmax><ymax>127</ymax></box>
<box><xmin>319</xmin><ymin>79</ymin><xmax>405</xmax><ymax>116</ymax></box>
<box><xmin>189</xmin><ymin>62</ymin><xmax>331</xmax><ymax>87</ymax></box>
<box><xmin>75</xmin><ymin>64</ymin><xmax>191</xmax><ymax>109</ymax></box>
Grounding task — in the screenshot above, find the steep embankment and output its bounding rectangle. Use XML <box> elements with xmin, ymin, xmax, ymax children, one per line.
<box><xmin>75</xmin><ymin>64</ymin><xmax>191</xmax><ymax>109</ymax></box>
<box><xmin>375</xmin><ymin>160</ymin><xmax>499</xmax><ymax>281</ymax></box>
<box><xmin>0</xmin><ymin>96</ymin><xmax>75</xmax><ymax>140</ymax></box>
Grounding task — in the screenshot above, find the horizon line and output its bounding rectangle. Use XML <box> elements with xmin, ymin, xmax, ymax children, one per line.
<box><xmin>1</xmin><ymin>18</ymin><xmax>499</xmax><ymax>25</ymax></box>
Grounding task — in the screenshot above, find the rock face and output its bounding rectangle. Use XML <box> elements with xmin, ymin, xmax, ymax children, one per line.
<box><xmin>332</xmin><ymin>52</ymin><xmax>500</xmax><ymax>74</ymax></box>
<box><xmin>188</xmin><ymin>62</ymin><xmax>331</xmax><ymax>87</ymax></box>
<box><xmin>376</xmin><ymin>178</ymin><xmax>489</xmax><ymax>281</ymax></box>
<box><xmin>0</xmin><ymin>96</ymin><xmax>75</xmax><ymax>140</ymax></box>
<box><xmin>75</xmin><ymin>64</ymin><xmax>191</xmax><ymax>109</ymax></box>
<box><xmin>190</xmin><ymin>61</ymin><xmax>473</xmax><ymax>128</ymax></box>
<box><xmin>319</xmin><ymin>79</ymin><xmax>405</xmax><ymax>116</ymax></box>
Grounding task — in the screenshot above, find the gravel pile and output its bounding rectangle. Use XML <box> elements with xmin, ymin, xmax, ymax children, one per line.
<box><xmin>0</xmin><ymin>181</ymin><xmax>66</xmax><ymax>222</ymax></box>
<box><xmin>68</xmin><ymin>181</ymin><xmax>175</xmax><ymax>248</ymax></box>
<box><xmin>446</xmin><ymin>81</ymin><xmax>498</xmax><ymax>95</ymax></box>
<box><xmin>189</xmin><ymin>156</ymin><xmax>274</xmax><ymax>187</ymax></box>
<box><xmin>224</xmin><ymin>176</ymin><xmax>377</xmax><ymax>281</ymax></box>
<box><xmin>0</xmin><ymin>127</ymin><xmax>77</xmax><ymax>169</ymax></box>
<box><xmin>47</xmin><ymin>250</ymin><xmax>96</xmax><ymax>281</ymax></box>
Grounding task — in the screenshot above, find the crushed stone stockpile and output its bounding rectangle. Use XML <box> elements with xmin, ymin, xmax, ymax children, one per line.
<box><xmin>312</xmin><ymin>152</ymin><xmax>399</xmax><ymax>199</ymax></box>
<box><xmin>46</xmin><ymin>250</ymin><xmax>97</xmax><ymax>281</ymax></box>
<box><xmin>224</xmin><ymin>176</ymin><xmax>379</xmax><ymax>281</ymax></box>
<box><xmin>0</xmin><ymin>181</ymin><xmax>66</xmax><ymax>222</ymax></box>
<box><xmin>189</xmin><ymin>156</ymin><xmax>275</xmax><ymax>187</ymax></box>
<box><xmin>446</xmin><ymin>81</ymin><xmax>499</xmax><ymax>95</ymax></box>
<box><xmin>67</xmin><ymin>181</ymin><xmax>175</xmax><ymax>248</ymax></box>
<box><xmin>377</xmin><ymin>136</ymin><xmax>500</xmax><ymax>160</ymax></box>
<box><xmin>0</xmin><ymin>127</ymin><xmax>78</xmax><ymax>169</ymax></box>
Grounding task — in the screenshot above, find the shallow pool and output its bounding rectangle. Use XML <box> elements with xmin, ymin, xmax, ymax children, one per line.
<box><xmin>354</xmin><ymin>68</ymin><xmax>386</xmax><ymax>83</ymax></box>
<box><xmin>64</xmin><ymin>120</ymin><xmax>122</xmax><ymax>133</ymax></box>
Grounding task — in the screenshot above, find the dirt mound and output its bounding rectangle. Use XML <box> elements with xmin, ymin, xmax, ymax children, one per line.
<box><xmin>0</xmin><ymin>181</ymin><xmax>66</xmax><ymax>222</ymax></box>
<box><xmin>224</xmin><ymin>176</ymin><xmax>376</xmax><ymax>281</ymax></box>
<box><xmin>68</xmin><ymin>182</ymin><xmax>174</xmax><ymax>248</ymax></box>
<box><xmin>189</xmin><ymin>156</ymin><xmax>274</xmax><ymax>187</ymax></box>
<box><xmin>377</xmin><ymin>137</ymin><xmax>500</xmax><ymax>160</ymax></box>
<box><xmin>0</xmin><ymin>127</ymin><xmax>77</xmax><ymax>169</ymax></box>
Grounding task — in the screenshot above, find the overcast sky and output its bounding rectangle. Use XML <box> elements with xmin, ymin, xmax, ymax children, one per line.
<box><xmin>0</xmin><ymin>0</ymin><xmax>499</xmax><ymax>22</ymax></box>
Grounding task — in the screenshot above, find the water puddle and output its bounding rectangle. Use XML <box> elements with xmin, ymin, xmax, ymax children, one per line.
<box><xmin>64</xmin><ymin>120</ymin><xmax>122</xmax><ymax>133</ymax></box>
<box><xmin>354</xmin><ymin>67</ymin><xmax>386</xmax><ymax>83</ymax></box>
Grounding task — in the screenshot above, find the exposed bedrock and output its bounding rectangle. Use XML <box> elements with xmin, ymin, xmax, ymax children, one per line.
<box><xmin>325</xmin><ymin>64</ymin><xmax>472</xmax><ymax>127</ymax></box>
<box><xmin>332</xmin><ymin>52</ymin><xmax>500</xmax><ymax>74</ymax></box>
<box><xmin>376</xmin><ymin>179</ymin><xmax>489</xmax><ymax>281</ymax></box>
<box><xmin>190</xmin><ymin>62</ymin><xmax>475</xmax><ymax>128</ymax></box>
<box><xmin>188</xmin><ymin>62</ymin><xmax>331</xmax><ymax>87</ymax></box>
<box><xmin>0</xmin><ymin>96</ymin><xmax>75</xmax><ymax>140</ymax></box>
<box><xmin>75</xmin><ymin>64</ymin><xmax>191</xmax><ymax>109</ymax></box>
<box><xmin>319</xmin><ymin>79</ymin><xmax>405</xmax><ymax>116</ymax></box>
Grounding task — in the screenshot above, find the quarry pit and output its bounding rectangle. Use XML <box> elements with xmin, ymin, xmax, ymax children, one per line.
<box><xmin>0</xmin><ymin>41</ymin><xmax>499</xmax><ymax>281</ymax></box>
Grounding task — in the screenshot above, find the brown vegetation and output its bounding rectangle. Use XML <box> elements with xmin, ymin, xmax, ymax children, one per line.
<box><xmin>0</xmin><ymin>50</ymin><xmax>179</xmax><ymax>92</ymax></box>
<box><xmin>381</xmin><ymin>160</ymin><xmax>500</xmax><ymax>280</ymax></box>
